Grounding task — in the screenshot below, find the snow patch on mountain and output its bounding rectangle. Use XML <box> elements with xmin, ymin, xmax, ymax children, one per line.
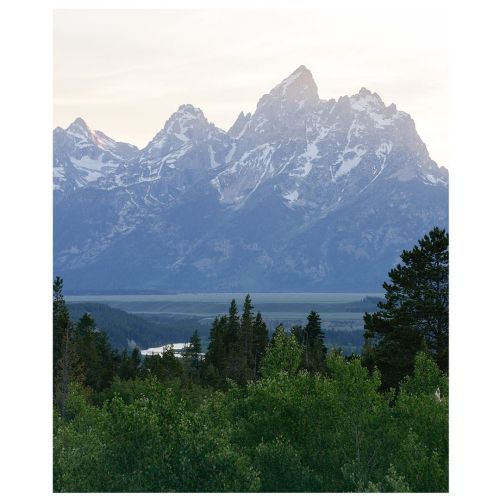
<box><xmin>208</xmin><ymin>145</ymin><xmax>220</xmax><ymax>168</ymax></box>
<box><xmin>225</xmin><ymin>143</ymin><xmax>236</xmax><ymax>163</ymax></box>
<box><xmin>283</xmin><ymin>189</ymin><xmax>299</xmax><ymax>203</ymax></box>
<box><xmin>334</xmin><ymin>150</ymin><xmax>365</xmax><ymax>179</ymax></box>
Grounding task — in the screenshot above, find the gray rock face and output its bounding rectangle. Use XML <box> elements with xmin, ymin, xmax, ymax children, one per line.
<box><xmin>53</xmin><ymin>66</ymin><xmax>448</xmax><ymax>292</ymax></box>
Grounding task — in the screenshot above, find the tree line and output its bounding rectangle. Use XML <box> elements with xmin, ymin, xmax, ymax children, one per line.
<box><xmin>53</xmin><ymin>284</ymin><xmax>332</xmax><ymax>403</ymax></box>
<box><xmin>53</xmin><ymin>227</ymin><xmax>448</xmax><ymax>492</ymax></box>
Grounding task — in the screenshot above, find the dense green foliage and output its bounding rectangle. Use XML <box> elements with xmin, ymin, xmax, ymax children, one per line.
<box><xmin>54</xmin><ymin>349</ymin><xmax>448</xmax><ymax>492</ymax></box>
<box><xmin>363</xmin><ymin>227</ymin><xmax>449</xmax><ymax>389</ymax></box>
<box><xmin>53</xmin><ymin>229</ymin><xmax>449</xmax><ymax>492</ymax></box>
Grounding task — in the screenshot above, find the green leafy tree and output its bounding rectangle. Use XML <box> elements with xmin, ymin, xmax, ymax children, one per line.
<box><xmin>54</xmin><ymin>378</ymin><xmax>260</xmax><ymax>492</ymax></box>
<box><xmin>233</xmin><ymin>352</ymin><xmax>389</xmax><ymax>491</ymax></box>
<box><xmin>325</xmin><ymin>353</ymin><xmax>386</xmax><ymax>490</ymax></box>
<box><xmin>363</xmin><ymin>227</ymin><xmax>449</xmax><ymax>389</ymax></box>
<box><xmin>260</xmin><ymin>325</ymin><xmax>302</xmax><ymax>378</ymax></box>
<box><xmin>54</xmin><ymin>352</ymin><xmax>448</xmax><ymax>492</ymax></box>
<box><xmin>384</xmin><ymin>353</ymin><xmax>449</xmax><ymax>492</ymax></box>
<box><xmin>254</xmin><ymin>436</ymin><xmax>320</xmax><ymax>492</ymax></box>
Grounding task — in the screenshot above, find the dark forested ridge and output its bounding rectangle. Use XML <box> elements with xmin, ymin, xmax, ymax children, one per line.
<box><xmin>67</xmin><ymin>302</ymin><xmax>196</xmax><ymax>348</ymax></box>
<box><xmin>53</xmin><ymin>228</ymin><xmax>448</xmax><ymax>493</ymax></box>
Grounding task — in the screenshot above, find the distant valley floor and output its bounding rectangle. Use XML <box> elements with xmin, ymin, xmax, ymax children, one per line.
<box><xmin>67</xmin><ymin>292</ymin><xmax>382</xmax><ymax>355</ymax></box>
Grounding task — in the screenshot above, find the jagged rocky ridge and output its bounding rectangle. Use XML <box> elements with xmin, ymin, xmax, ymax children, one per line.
<box><xmin>54</xmin><ymin>65</ymin><xmax>448</xmax><ymax>292</ymax></box>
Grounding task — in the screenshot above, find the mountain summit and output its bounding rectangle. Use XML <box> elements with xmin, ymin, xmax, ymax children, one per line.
<box><xmin>268</xmin><ymin>65</ymin><xmax>319</xmax><ymax>104</ymax></box>
<box><xmin>54</xmin><ymin>66</ymin><xmax>448</xmax><ymax>292</ymax></box>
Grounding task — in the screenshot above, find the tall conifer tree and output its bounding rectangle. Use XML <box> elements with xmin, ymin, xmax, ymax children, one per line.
<box><xmin>53</xmin><ymin>276</ymin><xmax>70</xmax><ymax>369</ymax></box>
<box><xmin>224</xmin><ymin>299</ymin><xmax>249</xmax><ymax>382</ymax></box>
<box><xmin>241</xmin><ymin>294</ymin><xmax>255</xmax><ymax>371</ymax></box>
<box><xmin>53</xmin><ymin>277</ymin><xmax>80</xmax><ymax>418</ymax></box>
<box><xmin>363</xmin><ymin>227</ymin><xmax>449</xmax><ymax>389</ymax></box>
<box><xmin>302</xmin><ymin>311</ymin><xmax>327</xmax><ymax>372</ymax></box>
<box><xmin>74</xmin><ymin>313</ymin><xmax>118</xmax><ymax>392</ymax></box>
<box><xmin>182</xmin><ymin>330</ymin><xmax>203</xmax><ymax>374</ymax></box>
<box><xmin>253</xmin><ymin>312</ymin><xmax>269</xmax><ymax>378</ymax></box>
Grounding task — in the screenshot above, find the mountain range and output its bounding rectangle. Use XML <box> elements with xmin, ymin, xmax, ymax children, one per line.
<box><xmin>54</xmin><ymin>65</ymin><xmax>448</xmax><ymax>292</ymax></box>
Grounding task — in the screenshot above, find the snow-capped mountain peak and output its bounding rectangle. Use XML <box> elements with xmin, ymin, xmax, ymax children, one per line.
<box><xmin>53</xmin><ymin>118</ymin><xmax>138</xmax><ymax>194</ymax></box>
<box><xmin>255</xmin><ymin>65</ymin><xmax>319</xmax><ymax>115</ymax></box>
<box><xmin>63</xmin><ymin>118</ymin><xmax>138</xmax><ymax>159</ymax></box>
<box><xmin>164</xmin><ymin>104</ymin><xmax>207</xmax><ymax>131</ymax></box>
<box><xmin>159</xmin><ymin>104</ymin><xmax>213</xmax><ymax>144</ymax></box>
<box><xmin>140</xmin><ymin>103</ymin><xmax>229</xmax><ymax>167</ymax></box>
<box><xmin>66</xmin><ymin>117</ymin><xmax>94</xmax><ymax>143</ymax></box>
<box><xmin>54</xmin><ymin>66</ymin><xmax>447</xmax><ymax>204</ymax></box>
<box><xmin>67</xmin><ymin>116</ymin><xmax>89</xmax><ymax>130</ymax></box>
<box><xmin>268</xmin><ymin>65</ymin><xmax>319</xmax><ymax>104</ymax></box>
<box><xmin>54</xmin><ymin>66</ymin><xmax>448</xmax><ymax>293</ymax></box>
<box><xmin>350</xmin><ymin>88</ymin><xmax>384</xmax><ymax>111</ymax></box>
<box><xmin>235</xmin><ymin>66</ymin><xmax>321</xmax><ymax>144</ymax></box>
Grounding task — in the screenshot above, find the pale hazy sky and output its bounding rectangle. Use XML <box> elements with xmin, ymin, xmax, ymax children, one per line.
<box><xmin>54</xmin><ymin>8</ymin><xmax>448</xmax><ymax>166</ymax></box>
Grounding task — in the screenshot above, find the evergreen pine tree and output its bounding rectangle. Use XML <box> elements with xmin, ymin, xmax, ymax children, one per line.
<box><xmin>53</xmin><ymin>276</ymin><xmax>70</xmax><ymax>372</ymax></box>
<box><xmin>302</xmin><ymin>311</ymin><xmax>327</xmax><ymax>372</ymax></box>
<box><xmin>253</xmin><ymin>312</ymin><xmax>269</xmax><ymax>378</ymax></box>
<box><xmin>205</xmin><ymin>317</ymin><xmax>224</xmax><ymax>369</ymax></box>
<box><xmin>223</xmin><ymin>299</ymin><xmax>249</xmax><ymax>382</ymax></box>
<box><xmin>142</xmin><ymin>345</ymin><xmax>184</xmax><ymax>382</ymax></box>
<box><xmin>225</xmin><ymin>299</ymin><xmax>240</xmax><ymax>345</ymax></box>
<box><xmin>53</xmin><ymin>277</ymin><xmax>80</xmax><ymax>417</ymax></box>
<box><xmin>241</xmin><ymin>294</ymin><xmax>255</xmax><ymax>372</ymax></box>
<box><xmin>363</xmin><ymin>227</ymin><xmax>449</xmax><ymax>389</ymax></box>
<box><xmin>117</xmin><ymin>347</ymin><xmax>142</xmax><ymax>381</ymax></box>
<box><xmin>203</xmin><ymin>316</ymin><xmax>226</xmax><ymax>387</ymax></box>
<box><xmin>182</xmin><ymin>330</ymin><xmax>203</xmax><ymax>373</ymax></box>
<box><xmin>73</xmin><ymin>313</ymin><xmax>119</xmax><ymax>392</ymax></box>
<box><xmin>160</xmin><ymin>345</ymin><xmax>184</xmax><ymax>380</ymax></box>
